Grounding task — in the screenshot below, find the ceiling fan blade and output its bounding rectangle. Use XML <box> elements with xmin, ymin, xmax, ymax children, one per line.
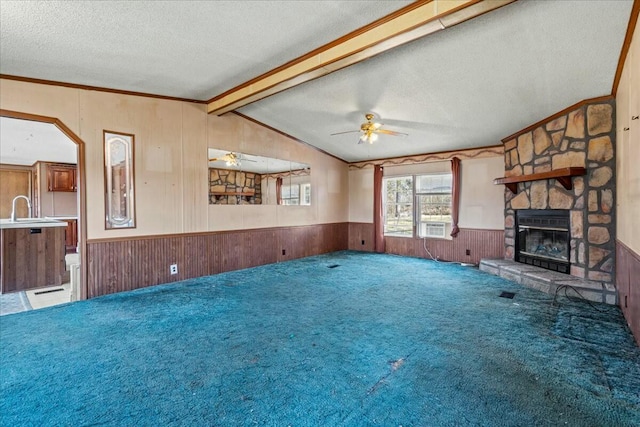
<box><xmin>376</xmin><ymin>129</ymin><xmax>408</xmax><ymax>136</ymax></box>
<box><xmin>330</xmin><ymin>130</ymin><xmax>360</xmax><ymax>136</ymax></box>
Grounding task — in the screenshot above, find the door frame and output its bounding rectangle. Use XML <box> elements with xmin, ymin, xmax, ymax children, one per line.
<box><xmin>1</xmin><ymin>109</ymin><xmax>88</xmax><ymax>300</ymax></box>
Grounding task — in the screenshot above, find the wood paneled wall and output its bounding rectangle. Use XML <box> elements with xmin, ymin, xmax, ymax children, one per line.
<box><xmin>0</xmin><ymin>166</ymin><xmax>31</xmax><ymax>219</ymax></box>
<box><xmin>384</xmin><ymin>228</ymin><xmax>505</xmax><ymax>264</ymax></box>
<box><xmin>348</xmin><ymin>222</ymin><xmax>375</xmax><ymax>252</ymax></box>
<box><xmin>616</xmin><ymin>240</ymin><xmax>640</xmax><ymax>345</ymax></box>
<box><xmin>86</xmin><ymin>223</ymin><xmax>348</xmax><ymax>298</ymax></box>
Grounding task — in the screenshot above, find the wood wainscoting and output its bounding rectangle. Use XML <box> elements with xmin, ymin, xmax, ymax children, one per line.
<box><xmin>87</xmin><ymin>223</ymin><xmax>348</xmax><ymax>298</ymax></box>
<box><xmin>348</xmin><ymin>222</ymin><xmax>375</xmax><ymax>252</ymax></box>
<box><xmin>385</xmin><ymin>228</ymin><xmax>504</xmax><ymax>264</ymax></box>
<box><xmin>347</xmin><ymin>223</ymin><xmax>504</xmax><ymax>264</ymax></box>
<box><xmin>616</xmin><ymin>240</ymin><xmax>640</xmax><ymax>345</ymax></box>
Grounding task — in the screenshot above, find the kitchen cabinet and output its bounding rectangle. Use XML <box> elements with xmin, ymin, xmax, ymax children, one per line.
<box><xmin>63</xmin><ymin>219</ymin><xmax>78</xmax><ymax>253</ymax></box>
<box><xmin>47</xmin><ymin>163</ymin><xmax>77</xmax><ymax>192</ymax></box>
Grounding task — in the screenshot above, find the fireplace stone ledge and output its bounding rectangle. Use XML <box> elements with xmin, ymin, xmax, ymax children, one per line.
<box><xmin>479</xmin><ymin>258</ymin><xmax>617</xmax><ymax>305</ymax></box>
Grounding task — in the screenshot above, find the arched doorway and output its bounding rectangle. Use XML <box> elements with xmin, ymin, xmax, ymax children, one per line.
<box><xmin>0</xmin><ymin>109</ymin><xmax>87</xmax><ymax>306</ymax></box>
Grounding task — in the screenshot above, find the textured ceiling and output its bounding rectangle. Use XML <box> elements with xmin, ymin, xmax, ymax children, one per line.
<box><xmin>0</xmin><ymin>0</ymin><xmax>411</xmax><ymax>100</ymax></box>
<box><xmin>0</xmin><ymin>1</ymin><xmax>634</xmax><ymax>162</ymax></box>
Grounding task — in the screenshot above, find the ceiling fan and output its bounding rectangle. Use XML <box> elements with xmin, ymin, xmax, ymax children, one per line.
<box><xmin>208</xmin><ymin>152</ymin><xmax>256</xmax><ymax>167</ymax></box>
<box><xmin>331</xmin><ymin>113</ymin><xmax>408</xmax><ymax>144</ymax></box>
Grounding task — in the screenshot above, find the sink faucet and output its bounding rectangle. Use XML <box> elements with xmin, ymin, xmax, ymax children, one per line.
<box><xmin>10</xmin><ymin>195</ymin><xmax>32</xmax><ymax>222</ymax></box>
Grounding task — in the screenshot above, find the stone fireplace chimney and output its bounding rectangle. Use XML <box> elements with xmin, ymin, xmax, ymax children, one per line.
<box><xmin>501</xmin><ymin>98</ymin><xmax>616</xmax><ymax>284</ymax></box>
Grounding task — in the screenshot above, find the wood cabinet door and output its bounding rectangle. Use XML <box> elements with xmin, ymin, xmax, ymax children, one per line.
<box><xmin>64</xmin><ymin>219</ymin><xmax>78</xmax><ymax>252</ymax></box>
<box><xmin>0</xmin><ymin>169</ymin><xmax>31</xmax><ymax>218</ymax></box>
<box><xmin>48</xmin><ymin>165</ymin><xmax>76</xmax><ymax>192</ymax></box>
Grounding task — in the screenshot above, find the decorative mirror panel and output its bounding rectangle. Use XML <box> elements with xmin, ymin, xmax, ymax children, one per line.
<box><xmin>104</xmin><ymin>131</ymin><xmax>136</xmax><ymax>229</ymax></box>
<box><xmin>207</xmin><ymin>148</ymin><xmax>310</xmax><ymax>206</ymax></box>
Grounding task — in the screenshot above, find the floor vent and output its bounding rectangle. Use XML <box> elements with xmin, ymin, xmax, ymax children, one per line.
<box><xmin>499</xmin><ymin>291</ymin><xmax>516</xmax><ymax>299</ymax></box>
<box><xmin>328</xmin><ymin>264</ymin><xmax>340</xmax><ymax>269</ymax></box>
<box><xmin>34</xmin><ymin>288</ymin><xmax>65</xmax><ymax>295</ymax></box>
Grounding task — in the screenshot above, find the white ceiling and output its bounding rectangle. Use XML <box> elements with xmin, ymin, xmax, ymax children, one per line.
<box><xmin>0</xmin><ymin>117</ymin><xmax>77</xmax><ymax>166</ymax></box>
<box><xmin>0</xmin><ymin>1</ymin><xmax>634</xmax><ymax>162</ymax></box>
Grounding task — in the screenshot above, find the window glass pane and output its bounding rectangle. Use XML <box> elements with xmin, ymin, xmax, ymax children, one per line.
<box><xmin>418</xmin><ymin>194</ymin><xmax>452</xmax><ymax>223</ymax></box>
<box><xmin>383</xmin><ymin>176</ymin><xmax>413</xmax><ymax>237</ymax></box>
<box><xmin>416</xmin><ymin>173</ymin><xmax>452</xmax><ymax>194</ymax></box>
<box><xmin>384</xmin><ymin>203</ymin><xmax>413</xmax><ymax>236</ymax></box>
<box><xmin>301</xmin><ymin>183</ymin><xmax>311</xmax><ymax>205</ymax></box>
<box><xmin>385</xmin><ymin>177</ymin><xmax>413</xmax><ymax>203</ymax></box>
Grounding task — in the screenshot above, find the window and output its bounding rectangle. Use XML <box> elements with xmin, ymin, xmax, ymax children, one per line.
<box><xmin>383</xmin><ymin>176</ymin><xmax>414</xmax><ymax>236</ymax></box>
<box><xmin>281</xmin><ymin>182</ymin><xmax>311</xmax><ymax>206</ymax></box>
<box><xmin>281</xmin><ymin>184</ymin><xmax>300</xmax><ymax>205</ymax></box>
<box><xmin>301</xmin><ymin>183</ymin><xmax>311</xmax><ymax>206</ymax></box>
<box><xmin>383</xmin><ymin>173</ymin><xmax>452</xmax><ymax>238</ymax></box>
<box><xmin>416</xmin><ymin>173</ymin><xmax>452</xmax><ymax>238</ymax></box>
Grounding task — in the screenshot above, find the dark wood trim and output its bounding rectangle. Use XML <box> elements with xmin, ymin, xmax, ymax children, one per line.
<box><xmin>211</xmin><ymin>191</ymin><xmax>255</xmax><ymax>196</ymax></box>
<box><xmin>494</xmin><ymin>167</ymin><xmax>586</xmax><ymax>194</ymax></box>
<box><xmin>231</xmin><ymin>111</ymin><xmax>347</xmax><ymax>164</ymax></box>
<box><xmin>0</xmin><ymin>109</ymin><xmax>88</xmax><ymax>301</ymax></box>
<box><xmin>0</xmin><ymin>74</ymin><xmax>207</xmax><ymax>104</ymax></box>
<box><xmin>348</xmin><ymin>144</ymin><xmax>504</xmax><ymax>168</ymax></box>
<box><xmin>86</xmin><ymin>221</ymin><xmax>349</xmax><ymax>244</ymax></box>
<box><xmin>612</xmin><ymin>0</ymin><xmax>640</xmax><ymax>96</ymax></box>
<box><xmin>501</xmin><ymin>95</ymin><xmax>614</xmax><ymax>143</ymax></box>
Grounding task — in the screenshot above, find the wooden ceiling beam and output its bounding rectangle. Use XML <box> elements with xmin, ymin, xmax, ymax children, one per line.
<box><xmin>207</xmin><ymin>0</ymin><xmax>516</xmax><ymax>115</ymax></box>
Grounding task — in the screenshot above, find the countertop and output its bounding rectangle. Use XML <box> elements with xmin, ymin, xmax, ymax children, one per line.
<box><xmin>44</xmin><ymin>216</ymin><xmax>78</xmax><ymax>220</ymax></box>
<box><xmin>0</xmin><ymin>218</ymin><xmax>67</xmax><ymax>229</ymax></box>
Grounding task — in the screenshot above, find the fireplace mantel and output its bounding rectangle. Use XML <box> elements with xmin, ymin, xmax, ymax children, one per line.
<box><xmin>493</xmin><ymin>167</ymin><xmax>586</xmax><ymax>194</ymax></box>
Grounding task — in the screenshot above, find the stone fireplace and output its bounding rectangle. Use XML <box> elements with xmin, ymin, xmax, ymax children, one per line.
<box><xmin>501</xmin><ymin>98</ymin><xmax>616</xmax><ymax>284</ymax></box>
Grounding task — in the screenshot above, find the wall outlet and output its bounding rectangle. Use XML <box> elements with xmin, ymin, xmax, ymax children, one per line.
<box><xmin>465</xmin><ymin>249</ymin><xmax>471</xmax><ymax>256</ymax></box>
<box><xmin>361</xmin><ymin>240</ymin><xmax>365</xmax><ymax>245</ymax></box>
<box><xmin>170</xmin><ymin>264</ymin><xmax>178</xmax><ymax>275</ymax></box>
<box><xmin>282</xmin><ymin>249</ymin><xmax>286</xmax><ymax>256</ymax></box>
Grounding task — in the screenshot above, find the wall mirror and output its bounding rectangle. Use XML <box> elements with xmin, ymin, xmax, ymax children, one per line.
<box><xmin>104</xmin><ymin>131</ymin><xmax>136</xmax><ymax>228</ymax></box>
<box><xmin>207</xmin><ymin>148</ymin><xmax>310</xmax><ymax>206</ymax></box>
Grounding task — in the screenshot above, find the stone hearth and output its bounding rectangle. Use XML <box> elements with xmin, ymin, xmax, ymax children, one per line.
<box><xmin>501</xmin><ymin>99</ymin><xmax>616</xmax><ymax>284</ymax></box>
<box><xmin>479</xmin><ymin>259</ymin><xmax>617</xmax><ymax>305</ymax></box>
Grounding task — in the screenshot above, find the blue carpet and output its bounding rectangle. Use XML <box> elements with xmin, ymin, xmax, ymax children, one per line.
<box><xmin>1</xmin><ymin>251</ymin><xmax>639</xmax><ymax>426</ymax></box>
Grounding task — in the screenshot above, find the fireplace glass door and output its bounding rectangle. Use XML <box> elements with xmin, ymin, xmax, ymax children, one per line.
<box><xmin>518</xmin><ymin>227</ymin><xmax>568</xmax><ymax>261</ymax></box>
<box><xmin>516</xmin><ymin>210</ymin><xmax>570</xmax><ymax>274</ymax></box>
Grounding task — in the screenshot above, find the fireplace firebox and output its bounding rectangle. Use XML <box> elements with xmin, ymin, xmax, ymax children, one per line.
<box><xmin>516</xmin><ymin>210</ymin><xmax>570</xmax><ymax>274</ymax></box>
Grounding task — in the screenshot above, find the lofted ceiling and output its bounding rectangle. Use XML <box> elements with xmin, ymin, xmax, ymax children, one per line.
<box><xmin>0</xmin><ymin>1</ymin><xmax>634</xmax><ymax>163</ymax></box>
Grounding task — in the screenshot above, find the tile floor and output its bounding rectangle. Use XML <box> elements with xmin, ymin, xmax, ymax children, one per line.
<box><xmin>0</xmin><ymin>253</ymin><xmax>79</xmax><ymax>316</ymax></box>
